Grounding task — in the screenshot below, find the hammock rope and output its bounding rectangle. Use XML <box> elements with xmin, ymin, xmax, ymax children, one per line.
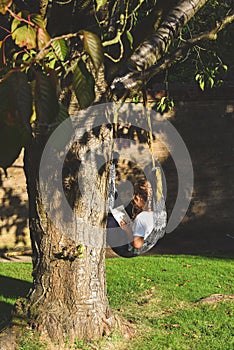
<box><xmin>107</xmin><ymin>95</ymin><xmax>167</xmax><ymax>257</ymax></box>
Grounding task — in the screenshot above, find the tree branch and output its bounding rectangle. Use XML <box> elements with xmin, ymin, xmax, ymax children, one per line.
<box><xmin>111</xmin><ymin>8</ymin><xmax>234</xmax><ymax>93</ymax></box>
<box><xmin>127</xmin><ymin>0</ymin><xmax>208</xmax><ymax>72</ymax></box>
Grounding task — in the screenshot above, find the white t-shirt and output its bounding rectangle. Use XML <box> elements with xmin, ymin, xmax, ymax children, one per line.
<box><xmin>132</xmin><ymin>211</ymin><xmax>154</xmax><ymax>240</ymax></box>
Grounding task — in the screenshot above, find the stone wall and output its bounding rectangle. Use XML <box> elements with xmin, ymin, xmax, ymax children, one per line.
<box><xmin>154</xmin><ymin>97</ymin><xmax>234</xmax><ymax>256</ymax></box>
<box><xmin>0</xmin><ymin>95</ymin><xmax>234</xmax><ymax>256</ymax></box>
<box><xmin>0</xmin><ymin>151</ymin><xmax>30</xmax><ymax>254</ymax></box>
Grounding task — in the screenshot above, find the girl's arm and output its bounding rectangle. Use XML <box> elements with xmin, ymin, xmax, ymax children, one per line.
<box><xmin>120</xmin><ymin>221</ymin><xmax>144</xmax><ymax>249</ymax></box>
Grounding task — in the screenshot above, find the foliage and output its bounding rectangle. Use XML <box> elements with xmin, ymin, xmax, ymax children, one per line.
<box><xmin>168</xmin><ymin>0</ymin><xmax>234</xmax><ymax>85</ymax></box>
<box><xmin>0</xmin><ymin>0</ymin><xmax>12</xmax><ymax>15</ymax></box>
<box><xmin>0</xmin><ymin>255</ymin><xmax>233</xmax><ymax>349</ymax></box>
<box><xmin>0</xmin><ymin>3</ymin><xmax>104</xmax><ymax>172</ymax></box>
<box><xmin>18</xmin><ymin>331</ymin><xmax>47</xmax><ymax>350</ymax></box>
<box><xmin>0</xmin><ymin>1</ymin><xmax>233</xmax><ymax>172</ymax></box>
<box><xmin>72</xmin><ymin>59</ymin><xmax>95</xmax><ymax>109</ymax></box>
<box><xmin>157</xmin><ymin>96</ymin><xmax>175</xmax><ymax>113</ymax></box>
<box><xmin>195</xmin><ymin>64</ymin><xmax>228</xmax><ymax>91</ymax></box>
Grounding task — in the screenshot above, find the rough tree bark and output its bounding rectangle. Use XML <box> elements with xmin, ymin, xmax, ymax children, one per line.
<box><xmin>20</xmin><ymin>114</ymin><xmax>115</xmax><ymax>343</ymax></box>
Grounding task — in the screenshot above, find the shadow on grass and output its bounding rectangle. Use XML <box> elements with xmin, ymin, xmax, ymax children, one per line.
<box><xmin>0</xmin><ymin>275</ymin><xmax>32</xmax><ymax>330</ymax></box>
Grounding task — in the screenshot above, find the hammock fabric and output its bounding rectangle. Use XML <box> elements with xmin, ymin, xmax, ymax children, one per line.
<box><xmin>107</xmin><ymin>161</ymin><xmax>167</xmax><ymax>258</ymax></box>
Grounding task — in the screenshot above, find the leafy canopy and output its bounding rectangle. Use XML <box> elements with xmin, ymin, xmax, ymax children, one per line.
<box><xmin>0</xmin><ymin>0</ymin><xmax>233</xmax><ymax>171</ymax></box>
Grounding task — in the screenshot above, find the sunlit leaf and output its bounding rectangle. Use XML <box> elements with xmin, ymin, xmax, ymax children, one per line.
<box><xmin>96</xmin><ymin>0</ymin><xmax>107</xmax><ymax>11</ymax></box>
<box><xmin>81</xmin><ymin>30</ymin><xmax>104</xmax><ymax>70</ymax></box>
<box><xmin>12</xmin><ymin>25</ymin><xmax>37</xmax><ymax>49</ymax></box>
<box><xmin>44</xmin><ymin>50</ymin><xmax>57</xmax><ymax>69</ymax></box>
<box><xmin>11</xmin><ymin>11</ymin><xmax>29</xmax><ymax>32</ymax></box>
<box><xmin>0</xmin><ymin>0</ymin><xmax>12</xmax><ymax>15</ymax></box>
<box><xmin>22</xmin><ymin>50</ymin><xmax>36</xmax><ymax>64</ymax></box>
<box><xmin>11</xmin><ymin>11</ymin><xmax>43</xmax><ymax>50</ymax></box>
<box><xmin>222</xmin><ymin>64</ymin><xmax>228</xmax><ymax>71</ymax></box>
<box><xmin>200</xmin><ymin>80</ymin><xmax>205</xmax><ymax>91</ymax></box>
<box><xmin>31</xmin><ymin>13</ymin><xmax>46</xmax><ymax>29</ymax></box>
<box><xmin>208</xmin><ymin>77</ymin><xmax>214</xmax><ymax>88</ymax></box>
<box><xmin>51</xmin><ymin>38</ymin><xmax>68</xmax><ymax>61</ymax></box>
<box><xmin>30</xmin><ymin>104</ymin><xmax>36</xmax><ymax>124</ymax></box>
<box><xmin>37</xmin><ymin>27</ymin><xmax>50</xmax><ymax>51</ymax></box>
<box><xmin>72</xmin><ymin>59</ymin><xmax>95</xmax><ymax>109</ymax></box>
<box><xmin>126</xmin><ymin>31</ymin><xmax>134</xmax><ymax>49</ymax></box>
<box><xmin>35</xmin><ymin>71</ymin><xmax>59</xmax><ymax>123</ymax></box>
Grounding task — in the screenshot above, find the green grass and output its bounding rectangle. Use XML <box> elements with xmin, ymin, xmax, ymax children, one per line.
<box><xmin>0</xmin><ymin>263</ymin><xmax>32</xmax><ymax>329</ymax></box>
<box><xmin>0</xmin><ymin>255</ymin><xmax>233</xmax><ymax>349</ymax></box>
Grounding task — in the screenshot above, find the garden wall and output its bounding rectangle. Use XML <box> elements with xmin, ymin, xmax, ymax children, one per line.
<box><xmin>0</xmin><ymin>86</ymin><xmax>233</xmax><ymax>257</ymax></box>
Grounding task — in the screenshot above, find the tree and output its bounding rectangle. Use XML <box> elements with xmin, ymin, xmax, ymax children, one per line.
<box><xmin>0</xmin><ymin>0</ymin><xmax>233</xmax><ymax>347</ymax></box>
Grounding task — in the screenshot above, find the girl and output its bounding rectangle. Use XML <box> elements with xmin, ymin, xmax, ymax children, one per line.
<box><xmin>120</xmin><ymin>179</ymin><xmax>154</xmax><ymax>250</ymax></box>
<box><xmin>107</xmin><ymin>179</ymin><xmax>155</xmax><ymax>256</ymax></box>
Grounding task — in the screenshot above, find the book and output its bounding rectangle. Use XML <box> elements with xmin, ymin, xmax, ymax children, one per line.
<box><xmin>110</xmin><ymin>205</ymin><xmax>132</xmax><ymax>226</ymax></box>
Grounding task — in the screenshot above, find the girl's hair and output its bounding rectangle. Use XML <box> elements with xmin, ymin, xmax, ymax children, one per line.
<box><xmin>132</xmin><ymin>179</ymin><xmax>153</xmax><ymax>217</ymax></box>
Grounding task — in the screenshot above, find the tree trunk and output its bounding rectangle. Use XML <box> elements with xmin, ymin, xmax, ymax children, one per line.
<box><xmin>21</xmin><ymin>117</ymin><xmax>115</xmax><ymax>344</ymax></box>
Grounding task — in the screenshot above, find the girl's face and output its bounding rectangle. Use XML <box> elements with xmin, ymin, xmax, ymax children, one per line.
<box><xmin>133</xmin><ymin>194</ymin><xmax>146</xmax><ymax>209</ymax></box>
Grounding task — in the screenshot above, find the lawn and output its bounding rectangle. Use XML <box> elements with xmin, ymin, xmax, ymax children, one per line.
<box><xmin>0</xmin><ymin>255</ymin><xmax>233</xmax><ymax>349</ymax></box>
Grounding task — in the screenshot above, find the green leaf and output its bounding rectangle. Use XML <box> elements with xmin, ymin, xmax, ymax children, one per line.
<box><xmin>168</xmin><ymin>99</ymin><xmax>175</xmax><ymax>109</ymax></box>
<box><xmin>156</xmin><ymin>96</ymin><xmax>174</xmax><ymax>113</ymax></box>
<box><xmin>0</xmin><ymin>71</ymin><xmax>33</xmax><ymax>171</ymax></box>
<box><xmin>96</xmin><ymin>0</ymin><xmax>107</xmax><ymax>11</ymax></box>
<box><xmin>200</xmin><ymin>80</ymin><xmax>205</xmax><ymax>91</ymax></box>
<box><xmin>81</xmin><ymin>30</ymin><xmax>104</xmax><ymax>70</ymax></box>
<box><xmin>208</xmin><ymin>77</ymin><xmax>214</xmax><ymax>88</ymax></box>
<box><xmin>12</xmin><ymin>25</ymin><xmax>37</xmax><ymax>49</ymax></box>
<box><xmin>126</xmin><ymin>31</ymin><xmax>134</xmax><ymax>49</ymax></box>
<box><xmin>22</xmin><ymin>50</ymin><xmax>36</xmax><ymax>64</ymax></box>
<box><xmin>51</xmin><ymin>38</ymin><xmax>68</xmax><ymax>61</ymax></box>
<box><xmin>161</xmin><ymin>104</ymin><xmax>166</xmax><ymax>112</ymax></box>
<box><xmin>31</xmin><ymin>13</ymin><xmax>46</xmax><ymax>29</ymax></box>
<box><xmin>6</xmin><ymin>71</ymin><xmax>33</xmax><ymax>125</ymax></box>
<box><xmin>222</xmin><ymin>64</ymin><xmax>228</xmax><ymax>71</ymax></box>
<box><xmin>72</xmin><ymin>60</ymin><xmax>95</xmax><ymax>109</ymax></box>
<box><xmin>35</xmin><ymin>71</ymin><xmax>59</xmax><ymax>123</ymax></box>
<box><xmin>0</xmin><ymin>0</ymin><xmax>12</xmax><ymax>15</ymax></box>
<box><xmin>57</xmin><ymin>103</ymin><xmax>69</xmax><ymax>124</ymax></box>
<box><xmin>44</xmin><ymin>50</ymin><xmax>57</xmax><ymax>69</ymax></box>
<box><xmin>37</xmin><ymin>27</ymin><xmax>50</xmax><ymax>51</ymax></box>
<box><xmin>11</xmin><ymin>11</ymin><xmax>30</xmax><ymax>32</ymax></box>
<box><xmin>53</xmin><ymin>103</ymin><xmax>73</xmax><ymax>150</ymax></box>
<box><xmin>0</xmin><ymin>71</ymin><xmax>32</xmax><ymax>128</ymax></box>
<box><xmin>11</xmin><ymin>11</ymin><xmax>44</xmax><ymax>50</ymax></box>
<box><xmin>0</xmin><ymin>80</ymin><xmax>10</xmax><ymax>119</ymax></box>
<box><xmin>0</xmin><ymin>123</ymin><xmax>23</xmax><ymax>171</ymax></box>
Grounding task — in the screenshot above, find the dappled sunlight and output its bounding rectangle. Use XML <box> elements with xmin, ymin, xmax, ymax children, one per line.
<box><xmin>0</xmin><ymin>151</ymin><xmax>30</xmax><ymax>254</ymax></box>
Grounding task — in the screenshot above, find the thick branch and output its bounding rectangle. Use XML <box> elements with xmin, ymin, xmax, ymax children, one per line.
<box><xmin>110</xmin><ymin>0</ymin><xmax>208</xmax><ymax>92</ymax></box>
<box><xmin>111</xmin><ymin>8</ymin><xmax>234</xmax><ymax>93</ymax></box>
<box><xmin>127</xmin><ymin>0</ymin><xmax>208</xmax><ymax>72</ymax></box>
